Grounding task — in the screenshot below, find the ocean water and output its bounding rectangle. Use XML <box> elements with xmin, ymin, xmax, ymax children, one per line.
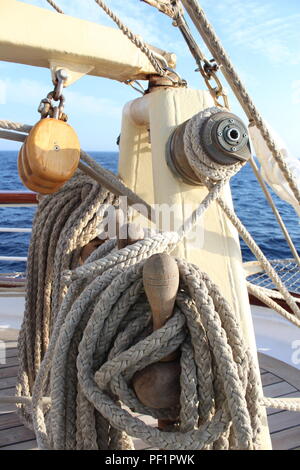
<box><xmin>0</xmin><ymin>151</ymin><xmax>299</xmax><ymax>273</ymax></box>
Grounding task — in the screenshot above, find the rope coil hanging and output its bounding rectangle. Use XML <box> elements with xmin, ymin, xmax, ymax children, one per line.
<box><xmin>16</xmin><ymin>170</ymin><xmax>118</xmax><ymax>428</ymax></box>
<box><xmin>28</xmin><ymin>236</ymin><xmax>263</xmax><ymax>450</ymax></box>
<box><xmin>0</xmin><ymin>0</ymin><xmax>297</xmax><ymax>452</ymax></box>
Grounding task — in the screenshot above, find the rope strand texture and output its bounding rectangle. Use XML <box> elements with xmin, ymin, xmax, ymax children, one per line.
<box><xmin>181</xmin><ymin>0</ymin><xmax>300</xmax><ymax>207</ymax></box>
<box><xmin>2</xmin><ymin>116</ymin><xmax>299</xmax><ymax>319</ymax></box>
<box><xmin>183</xmin><ymin>107</ymin><xmax>300</xmax><ymax>319</ymax></box>
<box><xmin>16</xmin><ymin>171</ymin><xmax>118</xmax><ymax>427</ymax></box>
<box><xmin>30</xmin><ymin>240</ymin><xmax>263</xmax><ymax>450</ymax></box>
<box><xmin>0</xmin><ymin>120</ymin><xmax>32</xmax><ymax>133</ymax></box>
<box><xmin>46</xmin><ymin>0</ymin><xmax>64</xmax><ymax>14</ymax></box>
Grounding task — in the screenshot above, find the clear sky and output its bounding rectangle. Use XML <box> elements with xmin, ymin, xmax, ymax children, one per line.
<box><xmin>0</xmin><ymin>0</ymin><xmax>300</xmax><ymax>156</ymax></box>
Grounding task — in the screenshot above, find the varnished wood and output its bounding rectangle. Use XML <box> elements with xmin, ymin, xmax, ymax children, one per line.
<box><xmin>0</xmin><ymin>192</ymin><xmax>37</xmax><ymax>204</ymax></box>
<box><xmin>131</xmin><ymin>362</ymin><xmax>180</xmax><ymax>412</ymax></box>
<box><xmin>21</xmin><ymin>144</ymin><xmax>62</xmax><ymax>191</ymax></box>
<box><xmin>25</xmin><ymin>119</ymin><xmax>80</xmax><ymax>183</ymax></box>
<box><xmin>143</xmin><ymin>254</ymin><xmax>179</xmax><ymax>332</ymax></box>
<box><xmin>18</xmin><ymin>144</ymin><xmax>60</xmax><ymax>194</ymax></box>
<box><xmin>133</xmin><ymin>254</ymin><xmax>180</xmax><ymax>425</ymax></box>
<box><xmin>79</xmin><ymin>237</ymin><xmax>108</xmax><ymax>264</ymax></box>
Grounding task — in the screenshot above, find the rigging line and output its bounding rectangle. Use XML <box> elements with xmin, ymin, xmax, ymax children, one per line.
<box><xmin>2</xmin><ymin>117</ymin><xmax>299</xmax><ymax>318</ymax></box>
<box><xmin>181</xmin><ymin>0</ymin><xmax>300</xmax><ymax>207</ymax></box>
<box><xmin>94</xmin><ymin>0</ymin><xmax>166</xmax><ymax>76</ymax></box>
<box><xmin>45</xmin><ymin>0</ymin><xmax>64</xmax><ymax>14</ymax></box>
<box><xmin>249</xmin><ymin>156</ymin><xmax>300</xmax><ymax>268</ymax></box>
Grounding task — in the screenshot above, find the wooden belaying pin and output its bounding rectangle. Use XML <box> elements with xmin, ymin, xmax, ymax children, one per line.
<box><xmin>132</xmin><ymin>254</ymin><xmax>181</xmax><ymax>415</ymax></box>
<box><xmin>143</xmin><ymin>253</ymin><xmax>179</xmax><ymax>361</ymax></box>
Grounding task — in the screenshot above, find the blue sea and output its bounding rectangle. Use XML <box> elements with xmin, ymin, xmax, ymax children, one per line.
<box><xmin>0</xmin><ymin>151</ymin><xmax>299</xmax><ymax>273</ymax></box>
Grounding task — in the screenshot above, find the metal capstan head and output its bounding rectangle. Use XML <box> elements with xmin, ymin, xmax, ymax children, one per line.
<box><xmin>201</xmin><ymin>111</ymin><xmax>251</xmax><ymax>166</ymax></box>
<box><xmin>166</xmin><ymin>109</ymin><xmax>251</xmax><ymax>186</ymax></box>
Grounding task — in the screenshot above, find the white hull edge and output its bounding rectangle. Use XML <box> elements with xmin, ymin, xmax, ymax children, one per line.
<box><xmin>252</xmin><ymin>305</ymin><xmax>300</xmax><ymax>370</ymax></box>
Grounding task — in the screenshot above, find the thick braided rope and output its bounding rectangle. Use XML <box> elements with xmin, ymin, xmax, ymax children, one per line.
<box><xmin>248</xmin><ymin>282</ymin><xmax>300</xmax><ymax>303</ymax></box>
<box><xmin>4</xmin><ymin>114</ymin><xmax>298</xmax><ymax>447</ymax></box>
<box><xmin>2</xmin><ymin>116</ymin><xmax>299</xmax><ymax>320</ymax></box>
<box><xmin>0</xmin><ymin>119</ymin><xmax>155</xmax><ymax>222</ymax></box>
<box><xmin>183</xmin><ymin>108</ymin><xmax>300</xmax><ymax>319</ymax></box>
<box><xmin>183</xmin><ymin>107</ymin><xmax>243</xmax><ymax>184</ymax></box>
<box><xmin>16</xmin><ymin>171</ymin><xmax>118</xmax><ymax>429</ymax></box>
<box><xmin>94</xmin><ymin>0</ymin><xmax>166</xmax><ymax>76</ymax></box>
<box><xmin>262</xmin><ymin>397</ymin><xmax>300</xmax><ymax>412</ymax></box>
<box><xmin>29</xmin><ymin>237</ymin><xmax>264</xmax><ymax>450</ymax></box>
<box><xmin>181</xmin><ymin>0</ymin><xmax>300</xmax><ymax>206</ymax></box>
<box><xmin>217</xmin><ymin>197</ymin><xmax>300</xmax><ymax>318</ymax></box>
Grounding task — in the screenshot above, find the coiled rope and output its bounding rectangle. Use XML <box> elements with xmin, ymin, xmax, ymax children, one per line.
<box><xmin>1</xmin><ymin>113</ymin><xmax>299</xmax><ymax>319</ymax></box>
<box><xmin>1</xmin><ymin>112</ymin><xmax>299</xmax><ymax>449</ymax></box>
<box><xmin>30</xmin><ymin>241</ymin><xmax>264</xmax><ymax>450</ymax></box>
<box><xmin>182</xmin><ymin>108</ymin><xmax>300</xmax><ymax>319</ymax></box>
<box><xmin>16</xmin><ymin>170</ymin><xmax>118</xmax><ymax>427</ymax></box>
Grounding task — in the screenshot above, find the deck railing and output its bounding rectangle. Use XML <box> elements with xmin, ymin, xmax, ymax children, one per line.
<box><xmin>0</xmin><ymin>192</ymin><xmax>37</xmax><ymax>267</ymax></box>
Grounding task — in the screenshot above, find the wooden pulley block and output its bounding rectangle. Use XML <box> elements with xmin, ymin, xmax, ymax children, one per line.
<box><xmin>25</xmin><ymin>118</ymin><xmax>80</xmax><ymax>183</ymax></box>
<box><xmin>18</xmin><ymin>143</ymin><xmax>63</xmax><ymax>194</ymax></box>
<box><xmin>132</xmin><ymin>254</ymin><xmax>181</xmax><ymax>414</ymax></box>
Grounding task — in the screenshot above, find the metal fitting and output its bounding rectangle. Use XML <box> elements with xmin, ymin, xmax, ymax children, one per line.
<box><xmin>166</xmin><ymin>110</ymin><xmax>251</xmax><ymax>186</ymax></box>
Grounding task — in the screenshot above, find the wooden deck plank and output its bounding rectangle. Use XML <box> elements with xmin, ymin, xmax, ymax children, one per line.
<box><xmin>0</xmin><ymin>439</ymin><xmax>37</xmax><ymax>450</ymax></box>
<box><xmin>0</xmin><ymin>425</ymin><xmax>35</xmax><ymax>448</ymax></box>
<box><xmin>271</xmin><ymin>425</ymin><xmax>300</xmax><ymax>450</ymax></box>
<box><xmin>0</xmin><ymin>404</ymin><xmax>17</xmax><ymax>414</ymax></box>
<box><xmin>258</xmin><ymin>353</ymin><xmax>300</xmax><ymax>391</ymax></box>
<box><xmin>268</xmin><ymin>411</ymin><xmax>300</xmax><ymax>434</ymax></box>
<box><xmin>263</xmin><ymin>381</ymin><xmax>297</xmax><ymax>398</ymax></box>
<box><xmin>261</xmin><ymin>372</ymin><xmax>283</xmax><ymax>387</ymax></box>
<box><xmin>3</xmin><ymin>348</ymin><xmax>18</xmax><ymax>359</ymax></box>
<box><xmin>0</xmin><ymin>329</ymin><xmax>300</xmax><ymax>451</ymax></box>
<box><xmin>0</xmin><ymin>412</ymin><xmax>22</xmax><ymax>431</ymax></box>
<box><xmin>0</xmin><ymin>387</ymin><xmax>16</xmax><ymax>398</ymax></box>
<box><xmin>0</xmin><ymin>356</ymin><xmax>19</xmax><ymax>369</ymax></box>
<box><xmin>0</xmin><ymin>386</ymin><xmax>18</xmax><ymax>414</ymax></box>
<box><xmin>0</xmin><ymin>366</ymin><xmax>18</xmax><ymax>379</ymax></box>
<box><xmin>0</xmin><ymin>376</ymin><xmax>17</xmax><ymax>390</ymax></box>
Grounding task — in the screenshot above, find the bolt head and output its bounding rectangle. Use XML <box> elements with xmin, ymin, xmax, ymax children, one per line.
<box><xmin>231</xmin><ymin>147</ymin><xmax>237</xmax><ymax>151</ymax></box>
<box><xmin>229</xmin><ymin>119</ymin><xmax>234</xmax><ymax>123</ymax></box>
<box><xmin>217</xmin><ymin>131</ymin><xmax>222</xmax><ymax>136</ymax></box>
<box><xmin>58</xmin><ymin>69</ymin><xmax>69</xmax><ymax>81</ymax></box>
